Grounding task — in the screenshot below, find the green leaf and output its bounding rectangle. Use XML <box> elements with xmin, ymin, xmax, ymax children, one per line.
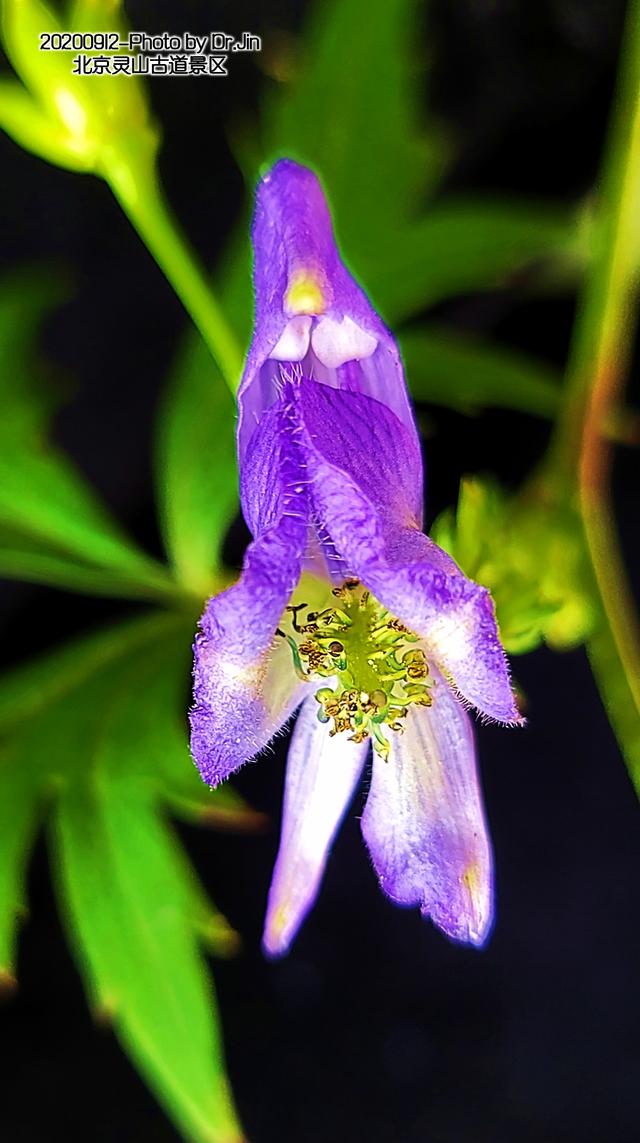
<box><xmin>401</xmin><ymin>327</ymin><xmax>563</xmax><ymax>418</ymax></box>
<box><xmin>0</xmin><ymin>445</ymin><xmax>165</xmax><ymax>576</ymax></box>
<box><xmin>0</xmin><ymin>613</ymin><xmax>245</xmax><ymax>1139</ymax></box>
<box><xmin>0</xmin><ymin>270</ymin><xmax>177</xmax><ymax>596</ymax></box>
<box><xmin>0</xmin><ymin>541</ymin><xmax>179</xmax><ymax>601</ymax></box>
<box><xmin>588</xmin><ymin>617</ymin><xmax>640</xmax><ymax>797</ymax></box>
<box><xmin>159</xmin><ymin>733</ymin><xmax>267</xmax><ymax>831</ymax></box>
<box><xmin>54</xmin><ymin>778</ymin><xmax>243</xmax><ymax>1143</ymax></box>
<box><xmin>0</xmin><ymin>606</ymin><xmax>258</xmax><ymax>823</ymax></box>
<box><xmin>0</xmin><ymin>745</ymin><xmax>43</xmax><ymax>979</ymax></box>
<box><xmin>0</xmin><ymin>611</ymin><xmax>185</xmax><ymax>733</ymax></box>
<box><xmin>431</xmin><ymin>477</ymin><xmax>597</xmax><ymax>655</ymax></box>
<box><xmin>110</xmin><ymin>620</ymin><xmax>262</xmax><ymax>834</ymax></box>
<box><xmin>0</xmin><ymin>616</ymin><xmax>183</xmax><ymax>982</ymax></box>
<box><xmin>258</xmin><ymin>0</ymin><xmax>576</xmax><ymax>327</ymax></box>
<box><xmin>155</xmin><ymin>335</ymin><xmax>238</xmax><ymax>595</ymax></box>
<box><xmin>209</xmin><ymin>0</ymin><xmax>448</xmax><ymax>357</ymax></box>
<box><xmin>47</xmin><ymin>630</ymin><xmax>244</xmax><ymax>1142</ymax></box>
<box><xmin>263</xmin><ymin>0</ymin><xmax>448</xmax><ymax>252</ymax></box>
<box><xmin>0</xmin><ymin>613</ymin><xmax>189</xmax><ymax>981</ymax></box>
<box><xmin>363</xmin><ymin>199</ymin><xmax>579</xmax><ymax>324</ymax></box>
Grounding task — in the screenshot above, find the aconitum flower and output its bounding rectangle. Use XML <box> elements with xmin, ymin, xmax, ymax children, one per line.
<box><xmin>191</xmin><ymin>159</ymin><xmax>521</xmax><ymax>956</ymax></box>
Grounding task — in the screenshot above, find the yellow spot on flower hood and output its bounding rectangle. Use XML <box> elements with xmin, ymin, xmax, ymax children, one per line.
<box><xmin>285</xmin><ymin>268</ymin><xmax>326</xmax><ymax>316</ymax></box>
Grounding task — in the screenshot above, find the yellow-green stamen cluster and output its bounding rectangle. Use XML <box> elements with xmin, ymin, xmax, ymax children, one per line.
<box><xmin>279</xmin><ymin>579</ymin><xmax>432</xmax><ymax>757</ymax></box>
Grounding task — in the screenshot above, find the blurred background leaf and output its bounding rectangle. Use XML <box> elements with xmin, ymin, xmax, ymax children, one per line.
<box><xmin>261</xmin><ymin>0</ymin><xmax>447</xmax><ymax>247</ymax></box>
<box><xmin>0</xmin><ymin>271</ymin><xmax>179</xmax><ymax>600</ymax></box>
<box><xmin>0</xmin><ymin>746</ymin><xmax>42</xmax><ymax>982</ymax></box>
<box><xmin>0</xmin><ymin>613</ymin><xmax>257</xmax><ymax>1141</ymax></box>
<box><xmin>401</xmin><ymin>327</ymin><xmax>562</xmax><ymax>418</ymax></box>
<box><xmin>588</xmin><ymin>620</ymin><xmax>640</xmax><ymax>798</ymax></box>
<box><xmin>431</xmin><ymin>477</ymin><xmax>597</xmax><ymax>655</ymax></box>
<box><xmin>257</xmin><ymin>0</ymin><xmax>580</xmax><ymax>321</ymax></box>
<box><xmin>155</xmin><ymin>336</ymin><xmax>238</xmax><ymax>598</ymax></box>
<box><xmin>361</xmin><ymin>199</ymin><xmax>581</xmax><ymax>324</ymax></box>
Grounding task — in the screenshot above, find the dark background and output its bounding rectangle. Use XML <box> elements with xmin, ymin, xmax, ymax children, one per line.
<box><xmin>1</xmin><ymin>1</ymin><xmax>639</xmax><ymax>1140</ymax></box>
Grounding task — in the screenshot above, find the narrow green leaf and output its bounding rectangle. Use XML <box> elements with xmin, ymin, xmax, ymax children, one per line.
<box><xmin>0</xmin><ymin>542</ymin><xmax>181</xmax><ymax>601</ymax></box>
<box><xmin>263</xmin><ymin>0</ymin><xmax>447</xmax><ymax>252</ymax></box>
<box><xmin>0</xmin><ymin>610</ymin><xmax>186</xmax><ymax>733</ymax></box>
<box><xmin>0</xmin><ymin>746</ymin><xmax>42</xmax><ymax>979</ymax></box>
<box><xmin>155</xmin><ymin>336</ymin><xmax>238</xmax><ymax>596</ymax></box>
<box><xmin>163</xmin><ymin>761</ymin><xmax>267</xmax><ymax>832</ymax></box>
<box><xmin>48</xmin><ymin>638</ymin><xmax>244</xmax><ymax>1142</ymax></box>
<box><xmin>208</xmin><ymin>0</ymin><xmax>448</xmax><ymax>360</ymax></box>
<box><xmin>0</xmin><ymin>268</ymin><xmax>68</xmax><ymax>437</ymax></box>
<box><xmin>0</xmin><ymin>444</ymin><xmax>172</xmax><ymax>583</ymax></box>
<box><xmin>588</xmin><ymin>617</ymin><xmax>640</xmax><ymax>796</ymax></box>
<box><xmin>54</xmin><ymin>778</ymin><xmax>243</xmax><ymax>1143</ymax></box>
<box><xmin>0</xmin><ymin>606</ymin><xmax>257</xmax><ymax>825</ymax></box>
<box><xmin>363</xmin><ymin>199</ymin><xmax>579</xmax><ymax>324</ymax></box>
<box><xmin>401</xmin><ymin>327</ymin><xmax>562</xmax><ymax>417</ymax></box>
<box><xmin>0</xmin><ymin>270</ymin><xmax>174</xmax><ymax>591</ymax></box>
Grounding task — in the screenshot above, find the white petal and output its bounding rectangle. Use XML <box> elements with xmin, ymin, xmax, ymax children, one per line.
<box><xmin>311</xmin><ymin>315</ymin><xmax>377</xmax><ymax>369</ymax></box>
<box><xmin>361</xmin><ymin>668</ymin><xmax>494</xmax><ymax>946</ymax></box>
<box><xmin>262</xmin><ymin>694</ymin><xmax>369</xmax><ymax>956</ymax></box>
<box><xmin>269</xmin><ymin>315</ymin><xmax>312</xmax><ymax>361</ymax></box>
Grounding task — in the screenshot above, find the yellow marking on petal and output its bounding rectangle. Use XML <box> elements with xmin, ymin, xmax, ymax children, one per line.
<box><xmin>267</xmin><ymin>901</ymin><xmax>292</xmax><ymax>948</ymax></box>
<box><xmin>285</xmin><ymin>269</ymin><xmax>326</xmax><ymax>316</ymax></box>
<box><xmin>462</xmin><ymin>861</ymin><xmax>481</xmax><ymax>896</ymax></box>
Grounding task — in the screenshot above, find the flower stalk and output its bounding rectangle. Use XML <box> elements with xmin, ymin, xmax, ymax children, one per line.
<box><xmin>0</xmin><ymin>0</ymin><xmax>244</xmax><ymax>396</ymax></box>
<box><xmin>105</xmin><ymin>145</ymin><xmax>244</xmax><ymax>395</ymax></box>
<box><xmin>548</xmin><ymin>0</ymin><xmax>640</xmax><ymax>724</ymax></box>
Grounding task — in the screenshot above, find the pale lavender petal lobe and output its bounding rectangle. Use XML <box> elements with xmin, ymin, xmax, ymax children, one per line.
<box><xmin>262</xmin><ymin>694</ymin><xmax>369</xmax><ymax>958</ymax></box>
<box><xmin>361</xmin><ymin>667</ymin><xmax>494</xmax><ymax>946</ymax></box>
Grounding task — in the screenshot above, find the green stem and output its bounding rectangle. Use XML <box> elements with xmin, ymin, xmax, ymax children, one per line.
<box><xmin>104</xmin><ymin>145</ymin><xmax>243</xmax><ymax>395</ymax></box>
<box><xmin>547</xmin><ymin>0</ymin><xmax>640</xmax><ymax>717</ymax></box>
<box><xmin>549</xmin><ymin>2</ymin><xmax>640</xmax><ymax>479</ymax></box>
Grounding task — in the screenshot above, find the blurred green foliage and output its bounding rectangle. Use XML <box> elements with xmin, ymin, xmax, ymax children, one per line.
<box><xmin>0</xmin><ymin>0</ymin><xmax>638</xmax><ymax>1139</ymax></box>
<box><xmin>155</xmin><ymin>340</ymin><xmax>237</xmax><ymax>599</ymax></box>
<box><xmin>0</xmin><ymin>272</ymin><xmax>178</xmax><ymax>600</ymax></box>
<box><xmin>431</xmin><ymin>477</ymin><xmax>596</xmax><ymax>655</ymax></box>
<box><xmin>0</xmin><ymin>0</ymin><xmax>157</xmax><ymax>173</ymax></box>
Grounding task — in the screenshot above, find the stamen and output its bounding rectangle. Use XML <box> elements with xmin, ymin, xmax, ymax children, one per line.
<box><xmin>282</xmin><ymin>580</ymin><xmax>432</xmax><ymax>756</ymax></box>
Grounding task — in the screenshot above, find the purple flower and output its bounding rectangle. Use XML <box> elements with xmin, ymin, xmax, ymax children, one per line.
<box><xmin>191</xmin><ymin>159</ymin><xmax>521</xmax><ymax>957</ymax></box>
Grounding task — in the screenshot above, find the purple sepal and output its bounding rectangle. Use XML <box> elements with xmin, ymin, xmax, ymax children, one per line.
<box><xmin>190</xmin><ymin>399</ymin><xmax>310</xmax><ymax>786</ymax></box>
<box><xmin>237</xmin><ymin>159</ymin><xmax>419</xmax><ymax>462</ymax></box>
<box><xmin>295</xmin><ymin>378</ymin><xmax>520</xmax><ymax>723</ymax></box>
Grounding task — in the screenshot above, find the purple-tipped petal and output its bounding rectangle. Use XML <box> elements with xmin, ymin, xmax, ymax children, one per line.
<box><xmin>190</xmin><ymin>398</ymin><xmax>311</xmax><ymax>787</ymax></box>
<box><xmin>262</xmin><ymin>693</ymin><xmax>369</xmax><ymax>957</ymax></box>
<box><xmin>361</xmin><ymin>668</ymin><xmax>494</xmax><ymax>947</ymax></box>
<box><xmin>237</xmin><ymin>159</ymin><xmax>418</xmax><ymax>459</ymax></box>
<box><xmin>294</xmin><ymin>379</ymin><xmax>520</xmax><ymax>723</ymax></box>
